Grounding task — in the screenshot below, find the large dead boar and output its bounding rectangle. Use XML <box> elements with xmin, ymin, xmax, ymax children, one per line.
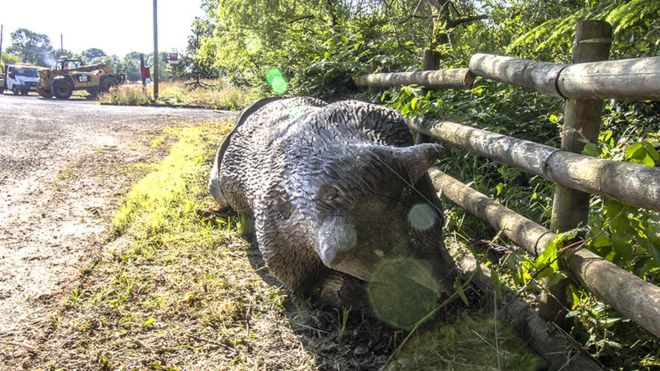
<box><xmin>209</xmin><ymin>97</ymin><xmax>457</xmax><ymax>328</ymax></box>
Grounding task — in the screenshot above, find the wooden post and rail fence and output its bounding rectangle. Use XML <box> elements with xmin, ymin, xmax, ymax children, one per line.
<box><xmin>354</xmin><ymin>19</ymin><xmax>660</xmax><ymax>365</ymax></box>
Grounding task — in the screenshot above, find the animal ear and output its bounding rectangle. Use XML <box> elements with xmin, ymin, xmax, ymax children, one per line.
<box><xmin>377</xmin><ymin>143</ymin><xmax>444</xmax><ymax>183</ymax></box>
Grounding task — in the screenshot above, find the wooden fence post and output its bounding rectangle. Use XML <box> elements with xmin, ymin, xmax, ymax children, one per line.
<box><xmin>415</xmin><ymin>49</ymin><xmax>440</xmax><ymax>144</ymax></box>
<box><xmin>540</xmin><ymin>20</ymin><xmax>613</xmax><ymax>326</ymax></box>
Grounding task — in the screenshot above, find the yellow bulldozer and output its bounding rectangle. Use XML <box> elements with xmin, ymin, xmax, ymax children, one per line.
<box><xmin>37</xmin><ymin>58</ymin><xmax>126</xmax><ymax>99</ymax></box>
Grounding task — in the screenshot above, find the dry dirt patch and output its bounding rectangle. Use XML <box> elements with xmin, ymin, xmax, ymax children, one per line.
<box><xmin>0</xmin><ymin>130</ymin><xmax>166</xmax><ymax>363</ymax></box>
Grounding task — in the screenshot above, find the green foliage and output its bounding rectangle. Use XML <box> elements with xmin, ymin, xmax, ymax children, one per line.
<box><xmin>197</xmin><ymin>0</ymin><xmax>437</xmax><ymax>97</ymax></box>
<box><xmin>121</xmin><ymin>52</ymin><xmax>143</xmax><ymax>82</ymax></box>
<box><xmin>505</xmin><ymin>0</ymin><xmax>659</xmax><ymax>60</ymax></box>
<box><xmin>0</xmin><ymin>53</ymin><xmax>21</xmax><ymax>71</ymax></box>
<box><xmin>534</xmin><ymin>231</ymin><xmax>577</xmax><ymax>280</ymax></box>
<box><xmin>6</xmin><ymin>28</ymin><xmax>53</xmax><ymax>66</ymax></box>
<box><xmin>81</xmin><ymin>48</ymin><xmax>107</xmax><ymax>63</ymax></box>
<box><xmin>563</xmin><ymin>100</ymin><xmax>660</xmax><ymax>282</ymax></box>
<box><xmin>197</xmin><ymin>0</ymin><xmax>655</xmax><ymax>87</ymax></box>
<box><xmin>187</xmin><ymin>17</ymin><xmax>218</xmax><ymax>80</ymax></box>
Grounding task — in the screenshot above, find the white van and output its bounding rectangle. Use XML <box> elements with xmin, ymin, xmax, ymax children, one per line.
<box><xmin>3</xmin><ymin>64</ymin><xmax>40</xmax><ymax>95</ymax></box>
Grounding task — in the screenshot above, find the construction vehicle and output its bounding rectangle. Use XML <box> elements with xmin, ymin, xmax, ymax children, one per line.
<box><xmin>37</xmin><ymin>58</ymin><xmax>125</xmax><ymax>99</ymax></box>
<box><xmin>3</xmin><ymin>64</ymin><xmax>41</xmax><ymax>95</ymax></box>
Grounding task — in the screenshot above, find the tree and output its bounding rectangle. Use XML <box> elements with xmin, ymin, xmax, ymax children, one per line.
<box><xmin>196</xmin><ymin>0</ymin><xmax>453</xmax><ymax>96</ymax></box>
<box><xmin>6</xmin><ymin>28</ymin><xmax>53</xmax><ymax>66</ymax></box>
<box><xmin>0</xmin><ymin>53</ymin><xmax>21</xmax><ymax>71</ymax></box>
<box><xmin>103</xmin><ymin>55</ymin><xmax>124</xmax><ymax>74</ymax></box>
<box><xmin>122</xmin><ymin>52</ymin><xmax>143</xmax><ymax>82</ymax></box>
<box><xmin>187</xmin><ymin>17</ymin><xmax>217</xmax><ymax>83</ymax></box>
<box><xmin>147</xmin><ymin>51</ymin><xmax>173</xmax><ymax>81</ymax></box>
<box><xmin>81</xmin><ymin>48</ymin><xmax>107</xmax><ymax>63</ymax></box>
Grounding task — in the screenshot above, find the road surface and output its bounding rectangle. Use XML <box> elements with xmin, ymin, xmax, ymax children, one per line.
<box><xmin>0</xmin><ymin>94</ymin><xmax>232</xmax><ymax>361</ymax></box>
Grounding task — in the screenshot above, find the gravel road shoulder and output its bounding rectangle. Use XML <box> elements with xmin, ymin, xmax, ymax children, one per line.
<box><xmin>0</xmin><ymin>95</ymin><xmax>233</xmax><ymax>363</ymax></box>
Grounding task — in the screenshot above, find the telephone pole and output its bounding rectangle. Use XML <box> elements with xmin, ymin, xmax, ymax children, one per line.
<box><xmin>60</xmin><ymin>33</ymin><xmax>63</xmax><ymax>54</ymax></box>
<box><xmin>153</xmin><ymin>0</ymin><xmax>159</xmax><ymax>99</ymax></box>
<box><xmin>0</xmin><ymin>25</ymin><xmax>4</xmax><ymax>65</ymax></box>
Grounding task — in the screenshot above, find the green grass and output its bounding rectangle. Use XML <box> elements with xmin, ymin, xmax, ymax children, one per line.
<box><xmin>102</xmin><ymin>79</ymin><xmax>256</xmax><ymax>110</ymax></box>
<box><xmin>30</xmin><ymin>121</ymin><xmax>298</xmax><ymax>369</ymax></box>
<box><xmin>105</xmin><ymin>84</ymin><xmax>153</xmax><ymax>106</ymax></box>
<box><xmin>110</xmin><ymin>126</ymin><xmax>210</xmax><ymax>236</ymax></box>
<box><xmin>390</xmin><ymin>315</ymin><xmax>546</xmax><ymax>370</ymax></box>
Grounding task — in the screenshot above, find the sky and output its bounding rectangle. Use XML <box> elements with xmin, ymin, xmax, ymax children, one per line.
<box><xmin>0</xmin><ymin>0</ymin><xmax>205</xmax><ymax>57</ymax></box>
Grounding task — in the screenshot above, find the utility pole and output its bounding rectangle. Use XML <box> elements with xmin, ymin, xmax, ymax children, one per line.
<box><xmin>60</xmin><ymin>33</ymin><xmax>63</xmax><ymax>55</ymax></box>
<box><xmin>153</xmin><ymin>0</ymin><xmax>159</xmax><ymax>99</ymax></box>
<box><xmin>0</xmin><ymin>25</ymin><xmax>4</xmax><ymax>65</ymax></box>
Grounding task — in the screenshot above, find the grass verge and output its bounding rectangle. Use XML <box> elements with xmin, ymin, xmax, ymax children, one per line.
<box><xmin>101</xmin><ymin>80</ymin><xmax>256</xmax><ymax>110</ymax></box>
<box><xmin>29</xmin><ymin>122</ymin><xmax>306</xmax><ymax>369</ymax></box>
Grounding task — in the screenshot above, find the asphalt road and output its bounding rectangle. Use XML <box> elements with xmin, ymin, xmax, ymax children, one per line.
<box><xmin>0</xmin><ymin>94</ymin><xmax>228</xmax><ymax>182</ymax></box>
<box><xmin>0</xmin><ymin>93</ymin><xmax>233</xmax><ymax>357</ymax></box>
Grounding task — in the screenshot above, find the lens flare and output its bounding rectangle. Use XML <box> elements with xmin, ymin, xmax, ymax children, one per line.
<box><xmin>266</xmin><ymin>68</ymin><xmax>288</xmax><ymax>95</ymax></box>
<box><xmin>407</xmin><ymin>203</ymin><xmax>438</xmax><ymax>231</ymax></box>
<box><xmin>367</xmin><ymin>258</ymin><xmax>438</xmax><ymax>330</ymax></box>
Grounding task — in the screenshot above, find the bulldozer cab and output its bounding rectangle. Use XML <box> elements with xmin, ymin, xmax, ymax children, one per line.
<box><xmin>57</xmin><ymin>59</ymin><xmax>84</xmax><ymax>71</ymax></box>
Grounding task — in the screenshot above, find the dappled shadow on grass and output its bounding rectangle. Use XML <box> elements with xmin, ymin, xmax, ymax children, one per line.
<box><xmin>196</xmin><ymin>206</ymin><xmax>400</xmax><ymax>369</ymax></box>
<box><xmin>201</xmin><ymin>208</ymin><xmax>546</xmax><ymax>370</ymax></box>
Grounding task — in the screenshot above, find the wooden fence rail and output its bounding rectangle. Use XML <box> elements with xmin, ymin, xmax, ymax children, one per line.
<box><xmin>353</xmin><ymin>68</ymin><xmax>475</xmax><ymax>90</ymax></box>
<box><xmin>353</xmin><ymin>19</ymin><xmax>660</xmax><ymax>343</ymax></box>
<box><xmin>469</xmin><ymin>54</ymin><xmax>660</xmax><ymax>100</ymax></box>
<box><xmin>356</xmin><ymin>55</ymin><xmax>660</xmax><ymax>100</ymax></box>
<box><xmin>429</xmin><ymin>168</ymin><xmax>660</xmax><ymax>338</ymax></box>
<box><xmin>408</xmin><ymin>119</ymin><xmax>660</xmax><ymax>211</ymax></box>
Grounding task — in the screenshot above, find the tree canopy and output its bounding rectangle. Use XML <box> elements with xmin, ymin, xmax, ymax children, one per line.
<box><xmin>193</xmin><ymin>0</ymin><xmax>658</xmax><ymax>97</ymax></box>
<box><xmin>81</xmin><ymin>48</ymin><xmax>107</xmax><ymax>63</ymax></box>
<box><xmin>6</xmin><ymin>28</ymin><xmax>53</xmax><ymax>66</ymax></box>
